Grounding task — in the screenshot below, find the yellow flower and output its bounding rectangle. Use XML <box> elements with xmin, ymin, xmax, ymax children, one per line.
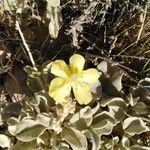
<box><xmin>49</xmin><ymin>54</ymin><xmax>100</xmax><ymax>105</ymax></box>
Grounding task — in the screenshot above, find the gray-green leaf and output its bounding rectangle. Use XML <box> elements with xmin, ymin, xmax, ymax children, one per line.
<box><xmin>85</xmin><ymin>130</ymin><xmax>101</xmax><ymax>150</ymax></box>
<box><xmin>47</xmin><ymin>0</ymin><xmax>60</xmax><ymax>7</ymax></box>
<box><xmin>123</xmin><ymin>117</ymin><xmax>149</xmax><ymax>136</ymax></box>
<box><xmin>70</xmin><ymin>106</ymin><xmax>93</xmax><ymax>128</ymax></box>
<box><xmin>36</xmin><ymin>113</ymin><xmax>52</xmax><ymax>127</ymax></box>
<box><xmin>91</xmin><ymin>111</ymin><xmax>116</xmax><ymax>135</ymax></box>
<box><xmin>16</xmin><ymin>124</ymin><xmax>46</xmax><ymax>142</ymax></box>
<box><xmin>4</xmin><ymin>0</ymin><xmax>27</xmax><ymax>12</ymax></box>
<box><xmin>131</xmin><ymin>145</ymin><xmax>150</xmax><ymax>150</ymax></box>
<box><xmin>12</xmin><ymin>141</ymin><xmax>37</xmax><ymax>150</ymax></box>
<box><xmin>0</xmin><ymin>134</ymin><xmax>11</xmax><ymax>148</ymax></box>
<box><xmin>61</xmin><ymin>126</ymin><xmax>87</xmax><ymax>150</ymax></box>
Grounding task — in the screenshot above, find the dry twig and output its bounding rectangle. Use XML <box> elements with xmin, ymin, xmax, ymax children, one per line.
<box><xmin>15</xmin><ymin>20</ymin><xmax>37</xmax><ymax>70</ymax></box>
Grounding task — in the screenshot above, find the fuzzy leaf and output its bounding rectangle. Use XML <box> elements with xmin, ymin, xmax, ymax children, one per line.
<box><xmin>91</xmin><ymin>112</ymin><xmax>116</xmax><ymax>135</ymax></box>
<box><xmin>7</xmin><ymin>117</ymin><xmax>19</xmax><ymax>126</ymax></box>
<box><xmin>15</xmin><ymin>119</ymin><xmax>37</xmax><ymax>134</ymax></box>
<box><xmin>133</xmin><ymin>102</ymin><xmax>150</xmax><ymax>115</ymax></box>
<box><xmin>12</xmin><ymin>141</ymin><xmax>37</xmax><ymax>150</ymax></box>
<box><xmin>92</xmin><ymin>111</ymin><xmax>116</xmax><ymax>127</ymax></box>
<box><xmin>2</xmin><ymin>103</ymin><xmax>22</xmax><ymax>114</ymax></box>
<box><xmin>120</xmin><ymin>136</ymin><xmax>130</xmax><ymax>149</ymax></box>
<box><xmin>111</xmin><ymin>72</ymin><xmax>124</xmax><ymax>91</ymax></box>
<box><xmin>47</xmin><ymin>6</ymin><xmax>62</xmax><ymax>38</ymax></box>
<box><xmin>47</xmin><ymin>0</ymin><xmax>60</xmax><ymax>7</ymax></box>
<box><xmin>123</xmin><ymin>117</ymin><xmax>149</xmax><ymax>136</ymax></box>
<box><xmin>4</xmin><ymin>0</ymin><xmax>26</xmax><ymax>12</ymax></box>
<box><xmin>8</xmin><ymin>125</ymin><xmax>18</xmax><ymax>136</ymax></box>
<box><xmin>100</xmin><ymin>97</ymin><xmax>127</xmax><ymax>122</ymax></box>
<box><xmin>0</xmin><ymin>134</ymin><xmax>11</xmax><ymax>148</ymax></box>
<box><xmin>36</xmin><ymin>113</ymin><xmax>52</xmax><ymax>127</ymax></box>
<box><xmin>57</xmin><ymin>142</ymin><xmax>70</xmax><ymax>150</ymax></box>
<box><xmin>24</xmin><ymin>66</ymin><xmax>41</xmax><ymax>77</ymax></box>
<box><xmin>71</xmin><ymin>119</ymin><xmax>88</xmax><ymax>131</ymax></box>
<box><xmin>80</xmin><ymin>107</ymin><xmax>92</xmax><ymax>125</ymax></box>
<box><xmin>109</xmin><ymin>106</ymin><xmax>125</xmax><ymax>123</ymax></box>
<box><xmin>131</xmin><ymin>145</ymin><xmax>150</xmax><ymax>150</ymax></box>
<box><xmin>97</xmin><ymin>61</ymin><xmax>108</xmax><ymax>73</ymax></box>
<box><xmin>34</xmin><ymin>90</ymin><xmax>55</xmax><ymax>107</ymax></box>
<box><xmin>70</xmin><ymin>106</ymin><xmax>93</xmax><ymax>128</ymax></box>
<box><xmin>92</xmin><ymin>102</ymin><xmax>100</xmax><ymax>115</ymax></box>
<box><xmin>61</xmin><ymin>126</ymin><xmax>87</xmax><ymax>150</ymax></box>
<box><xmin>85</xmin><ymin>130</ymin><xmax>101</xmax><ymax>150</ymax></box>
<box><xmin>130</xmin><ymin>78</ymin><xmax>150</xmax><ymax>103</ymax></box>
<box><xmin>16</xmin><ymin>124</ymin><xmax>46</xmax><ymax>142</ymax></box>
<box><xmin>100</xmin><ymin>97</ymin><xmax>126</xmax><ymax>108</ymax></box>
<box><xmin>89</xmin><ymin>80</ymin><xmax>102</xmax><ymax>99</ymax></box>
<box><xmin>42</xmin><ymin>61</ymin><xmax>52</xmax><ymax>74</ymax></box>
<box><xmin>8</xmin><ymin>119</ymin><xmax>38</xmax><ymax>136</ymax></box>
<box><xmin>1</xmin><ymin>102</ymin><xmax>22</xmax><ymax>121</ymax></box>
<box><xmin>27</xmin><ymin>77</ymin><xmax>43</xmax><ymax>92</ymax></box>
<box><xmin>49</xmin><ymin>21</ymin><xmax>59</xmax><ymax>38</ymax></box>
<box><xmin>127</xmin><ymin>93</ymin><xmax>139</xmax><ymax>106</ymax></box>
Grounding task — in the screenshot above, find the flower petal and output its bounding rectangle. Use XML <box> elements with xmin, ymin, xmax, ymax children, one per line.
<box><xmin>49</xmin><ymin>78</ymin><xmax>71</xmax><ymax>103</ymax></box>
<box><xmin>69</xmin><ymin>54</ymin><xmax>85</xmax><ymax>73</ymax></box>
<box><xmin>51</xmin><ymin>60</ymin><xmax>70</xmax><ymax>78</ymax></box>
<box><xmin>72</xmin><ymin>82</ymin><xmax>92</xmax><ymax>105</ymax></box>
<box><xmin>81</xmin><ymin>69</ymin><xmax>100</xmax><ymax>84</ymax></box>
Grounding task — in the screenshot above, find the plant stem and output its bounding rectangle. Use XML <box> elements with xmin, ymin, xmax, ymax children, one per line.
<box><xmin>15</xmin><ymin>20</ymin><xmax>37</xmax><ymax>71</ymax></box>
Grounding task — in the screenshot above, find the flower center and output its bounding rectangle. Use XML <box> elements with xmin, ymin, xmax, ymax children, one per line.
<box><xmin>70</xmin><ymin>74</ymin><xmax>78</xmax><ymax>82</ymax></box>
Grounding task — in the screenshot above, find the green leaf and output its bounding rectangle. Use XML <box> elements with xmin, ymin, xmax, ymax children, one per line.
<box><xmin>123</xmin><ymin>117</ymin><xmax>149</xmax><ymax>136</ymax></box>
<box><xmin>34</xmin><ymin>90</ymin><xmax>55</xmax><ymax>107</ymax></box>
<box><xmin>92</xmin><ymin>102</ymin><xmax>100</xmax><ymax>115</ymax></box>
<box><xmin>100</xmin><ymin>97</ymin><xmax>126</xmax><ymax>109</ymax></box>
<box><xmin>89</xmin><ymin>81</ymin><xmax>102</xmax><ymax>99</ymax></box>
<box><xmin>1</xmin><ymin>102</ymin><xmax>22</xmax><ymax>121</ymax></box>
<box><xmin>97</xmin><ymin>61</ymin><xmax>108</xmax><ymax>73</ymax></box>
<box><xmin>47</xmin><ymin>0</ymin><xmax>60</xmax><ymax>7</ymax></box>
<box><xmin>120</xmin><ymin>136</ymin><xmax>130</xmax><ymax>149</ymax></box>
<box><xmin>85</xmin><ymin>130</ymin><xmax>100</xmax><ymax>150</ymax></box>
<box><xmin>91</xmin><ymin>112</ymin><xmax>116</xmax><ymax>135</ymax></box>
<box><xmin>0</xmin><ymin>134</ymin><xmax>11</xmax><ymax>148</ymax></box>
<box><xmin>8</xmin><ymin>119</ymin><xmax>36</xmax><ymax>136</ymax></box>
<box><xmin>16</xmin><ymin>124</ymin><xmax>46</xmax><ymax>142</ymax></box>
<box><xmin>27</xmin><ymin>77</ymin><xmax>43</xmax><ymax>92</ymax></box>
<box><xmin>133</xmin><ymin>102</ymin><xmax>150</xmax><ymax>115</ymax></box>
<box><xmin>109</xmin><ymin>106</ymin><xmax>125</xmax><ymax>123</ymax></box>
<box><xmin>61</xmin><ymin>126</ymin><xmax>87</xmax><ymax>150</ymax></box>
<box><xmin>57</xmin><ymin>142</ymin><xmax>70</xmax><ymax>150</ymax></box>
<box><xmin>71</xmin><ymin>119</ymin><xmax>88</xmax><ymax>131</ymax></box>
<box><xmin>70</xmin><ymin>106</ymin><xmax>93</xmax><ymax>128</ymax></box>
<box><xmin>36</xmin><ymin>113</ymin><xmax>52</xmax><ymax>127</ymax></box>
<box><xmin>127</xmin><ymin>93</ymin><xmax>139</xmax><ymax>106</ymax></box>
<box><xmin>7</xmin><ymin>117</ymin><xmax>19</xmax><ymax>126</ymax></box>
<box><xmin>12</xmin><ymin>141</ymin><xmax>37</xmax><ymax>150</ymax></box>
<box><xmin>131</xmin><ymin>145</ymin><xmax>150</xmax><ymax>150</ymax></box>
<box><xmin>92</xmin><ymin>111</ymin><xmax>116</xmax><ymax>127</ymax></box>
<box><xmin>47</xmin><ymin>5</ymin><xmax>62</xmax><ymax>38</ymax></box>
<box><xmin>4</xmin><ymin>0</ymin><xmax>27</xmax><ymax>12</ymax></box>
<box><xmin>2</xmin><ymin>102</ymin><xmax>22</xmax><ymax>114</ymax></box>
<box><xmin>42</xmin><ymin>61</ymin><xmax>52</xmax><ymax>74</ymax></box>
<box><xmin>4</xmin><ymin>0</ymin><xmax>12</xmax><ymax>11</ymax></box>
<box><xmin>48</xmin><ymin>7</ymin><xmax>61</xmax><ymax>38</ymax></box>
<box><xmin>100</xmin><ymin>97</ymin><xmax>127</xmax><ymax>122</ymax></box>
<box><xmin>111</xmin><ymin>69</ymin><xmax>124</xmax><ymax>91</ymax></box>
<box><xmin>24</xmin><ymin>66</ymin><xmax>41</xmax><ymax>77</ymax></box>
